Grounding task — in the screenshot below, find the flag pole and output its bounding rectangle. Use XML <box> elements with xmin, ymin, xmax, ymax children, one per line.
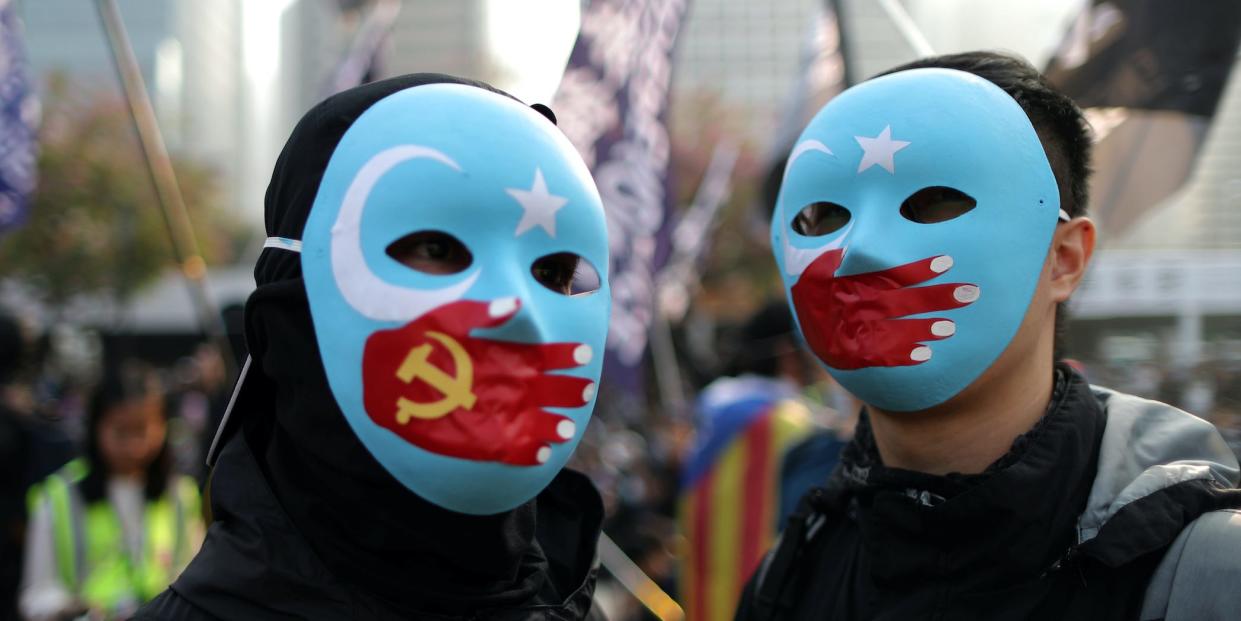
<box><xmin>650</xmin><ymin>139</ymin><xmax>741</xmax><ymax>418</ymax></box>
<box><xmin>876</xmin><ymin>0</ymin><xmax>935</xmax><ymax>58</ymax></box>
<box><xmin>597</xmin><ymin>532</ymin><xmax>685</xmax><ymax>621</ymax></box>
<box><xmin>94</xmin><ymin>0</ymin><xmax>236</xmax><ymax>379</ymax></box>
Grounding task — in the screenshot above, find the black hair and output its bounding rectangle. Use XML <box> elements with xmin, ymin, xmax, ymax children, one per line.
<box><xmin>876</xmin><ymin>51</ymin><xmax>1093</xmax><ymax>359</ymax></box>
<box><xmin>726</xmin><ymin>301</ymin><xmax>799</xmax><ymax>378</ymax></box>
<box><xmin>80</xmin><ymin>362</ymin><xmax>172</xmax><ymax>504</ymax></box>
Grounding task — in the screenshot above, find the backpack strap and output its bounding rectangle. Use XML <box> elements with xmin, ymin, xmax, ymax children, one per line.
<box><xmin>751</xmin><ymin>489</ymin><xmax>831</xmax><ymax>620</ymax></box>
<box><xmin>1140</xmin><ymin>509</ymin><xmax>1241</xmax><ymax>620</ymax></box>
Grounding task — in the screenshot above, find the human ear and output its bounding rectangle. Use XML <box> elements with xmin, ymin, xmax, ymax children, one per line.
<box><xmin>1049</xmin><ymin>217</ymin><xmax>1096</xmax><ymax>303</ymax></box>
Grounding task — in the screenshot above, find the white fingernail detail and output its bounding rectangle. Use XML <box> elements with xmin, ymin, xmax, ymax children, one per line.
<box><xmin>910</xmin><ymin>346</ymin><xmax>932</xmax><ymax>362</ymax></box>
<box><xmin>581</xmin><ymin>382</ymin><xmax>597</xmax><ymax>402</ymax></box>
<box><xmin>931</xmin><ymin>321</ymin><xmax>956</xmax><ymax>337</ymax></box>
<box><xmin>573</xmin><ymin>344</ymin><xmax>593</xmax><ymax>365</ymax></box>
<box><xmin>930</xmin><ymin>255</ymin><xmax>953</xmax><ymax>273</ymax></box>
<box><xmin>536</xmin><ymin>446</ymin><xmax>552</xmax><ymax>464</ymax></box>
<box><xmin>557</xmin><ymin>420</ymin><xmax>576</xmax><ymax>440</ymax></box>
<box><xmin>953</xmin><ymin>285</ymin><xmax>980</xmax><ymax>303</ymax></box>
<box><xmin>488</xmin><ymin>297</ymin><xmax>518</xmax><ymax>317</ymax></box>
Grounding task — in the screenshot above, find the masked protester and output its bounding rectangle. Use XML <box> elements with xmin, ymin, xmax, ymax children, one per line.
<box><xmin>734</xmin><ymin>52</ymin><xmax>1241</xmax><ymax>621</ymax></box>
<box><xmin>136</xmin><ymin>74</ymin><xmax>611</xmax><ymax>620</ymax></box>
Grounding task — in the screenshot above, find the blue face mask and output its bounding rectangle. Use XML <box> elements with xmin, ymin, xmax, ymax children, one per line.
<box><xmin>295</xmin><ymin>83</ymin><xmax>610</xmax><ymax>515</ymax></box>
<box><xmin>773</xmin><ymin>68</ymin><xmax>1063</xmax><ymax>412</ymax></box>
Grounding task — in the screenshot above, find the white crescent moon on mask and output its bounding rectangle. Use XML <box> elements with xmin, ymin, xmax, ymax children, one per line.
<box><xmin>331</xmin><ymin>144</ymin><xmax>481</xmax><ymax>322</ymax></box>
<box><xmin>783</xmin><ymin>139</ymin><xmax>833</xmax><ymax>181</ymax></box>
<box><xmin>779</xmin><ymin>139</ymin><xmax>849</xmax><ymax>277</ymax></box>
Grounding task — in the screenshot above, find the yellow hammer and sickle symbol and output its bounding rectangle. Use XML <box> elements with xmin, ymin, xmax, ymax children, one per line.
<box><xmin>392</xmin><ymin>331</ymin><xmax>477</xmax><ymax>424</ymax></box>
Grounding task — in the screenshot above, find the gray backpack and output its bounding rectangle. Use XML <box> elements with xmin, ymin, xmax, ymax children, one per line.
<box><xmin>1140</xmin><ymin>509</ymin><xmax>1241</xmax><ymax>620</ymax></box>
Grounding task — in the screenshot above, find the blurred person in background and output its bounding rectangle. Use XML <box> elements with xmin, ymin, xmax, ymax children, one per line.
<box><xmin>737</xmin><ymin>52</ymin><xmax>1241</xmax><ymax>620</ymax></box>
<box><xmin>2</xmin><ymin>311</ymin><xmax>34</xmax><ymax>621</ymax></box>
<box><xmin>20</xmin><ymin>362</ymin><xmax>202</xmax><ymax>621</ymax></box>
<box><xmin>168</xmin><ymin>344</ymin><xmax>229</xmax><ymax>486</ymax></box>
<box><xmin>2</xmin><ymin>310</ymin><xmax>75</xmax><ymax>621</ymax></box>
<box><xmin>678</xmin><ymin>301</ymin><xmax>820</xmax><ymax>621</ymax></box>
<box><xmin>136</xmin><ymin>74</ymin><xmax>612</xmax><ymax>620</ymax></box>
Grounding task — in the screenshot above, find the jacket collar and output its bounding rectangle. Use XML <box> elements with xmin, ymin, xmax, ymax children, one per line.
<box><xmin>829</xmin><ymin>366</ymin><xmax>1104</xmax><ymax>585</ymax></box>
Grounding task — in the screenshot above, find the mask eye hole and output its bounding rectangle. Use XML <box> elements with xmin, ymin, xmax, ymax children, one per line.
<box><xmin>791</xmin><ymin>201</ymin><xmax>851</xmax><ymax>237</ymax></box>
<box><xmin>531</xmin><ymin>252</ymin><xmax>601</xmax><ymax>296</ymax></box>
<box><xmin>901</xmin><ymin>186</ymin><xmax>977</xmax><ymax>224</ymax></box>
<box><xmin>386</xmin><ymin>230</ymin><xmax>472</xmax><ymax>275</ymax></box>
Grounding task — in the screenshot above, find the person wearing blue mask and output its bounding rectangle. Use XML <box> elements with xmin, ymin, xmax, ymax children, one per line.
<box><xmin>735</xmin><ymin>52</ymin><xmax>1241</xmax><ymax>621</ymax></box>
<box><xmin>135</xmin><ymin>74</ymin><xmax>611</xmax><ymax>620</ymax></box>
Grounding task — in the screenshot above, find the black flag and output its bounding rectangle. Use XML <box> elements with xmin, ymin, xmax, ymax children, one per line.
<box><xmin>1044</xmin><ymin>0</ymin><xmax>1241</xmax><ymax>238</ymax></box>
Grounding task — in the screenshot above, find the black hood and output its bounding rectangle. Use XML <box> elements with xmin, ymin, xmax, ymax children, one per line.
<box><xmin>254</xmin><ymin>73</ymin><xmax>516</xmax><ymax>285</ymax></box>
<box><xmin>200</xmin><ymin>74</ymin><xmax>599</xmax><ymax>617</ymax></box>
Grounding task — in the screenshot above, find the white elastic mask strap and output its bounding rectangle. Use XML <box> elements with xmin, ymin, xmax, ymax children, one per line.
<box><xmin>264</xmin><ymin>237</ymin><xmax>303</xmax><ymax>253</ymax></box>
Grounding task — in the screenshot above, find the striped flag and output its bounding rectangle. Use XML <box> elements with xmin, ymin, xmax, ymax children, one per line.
<box><xmin>679</xmin><ymin>378</ymin><xmax>812</xmax><ymax>621</ymax></box>
<box><xmin>0</xmin><ymin>0</ymin><xmax>38</xmax><ymax>234</ymax></box>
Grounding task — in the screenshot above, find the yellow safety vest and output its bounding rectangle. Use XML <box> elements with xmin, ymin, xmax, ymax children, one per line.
<box><xmin>31</xmin><ymin>460</ymin><xmax>201</xmax><ymax>614</ymax></box>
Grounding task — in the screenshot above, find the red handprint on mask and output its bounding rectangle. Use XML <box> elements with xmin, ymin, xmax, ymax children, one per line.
<box><xmin>361</xmin><ymin>298</ymin><xmax>595</xmax><ymax>466</ymax></box>
<box><xmin>790</xmin><ymin>249</ymin><xmax>979</xmax><ymax>370</ymax></box>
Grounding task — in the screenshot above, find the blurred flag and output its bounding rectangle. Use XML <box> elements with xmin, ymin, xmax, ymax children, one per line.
<box><xmin>552</xmin><ymin>0</ymin><xmax>689</xmax><ymax>395</ymax></box>
<box><xmin>767</xmin><ymin>0</ymin><xmax>850</xmax><ymax>166</ymax></box>
<box><xmin>657</xmin><ymin>139</ymin><xmax>740</xmax><ymax>323</ymax></box>
<box><xmin>0</xmin><ymin>0</ymin><xmax>38</xmax><ymax>234</ymax></box>
<box><xmin>1044</xmin><ymin>0</ymin><xmax>1241</xmax><ymax>238</ymax></box>
<box><xmin>679</xmin><ymin>377</ymin><xmax>812</xmax><ymax>621</ymax></box>
<box><xmin>759</xmin><ymin>0</ymin><xmax>850</xmax><ymax>220</ymax></box>
<box><xmin>323</xmin><ymin>0</ymin><xmax>401</xmax><ymax>96</ymax></box>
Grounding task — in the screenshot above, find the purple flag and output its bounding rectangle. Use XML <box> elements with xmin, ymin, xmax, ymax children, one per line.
<box><xmin>553</xmin><ymin>0</ymin><xmax>689</xmax><ymax>394</ymax></box>
<box><xmin>0</xmin><ymin>0</ymin><xmax>37</xmax><ymax>233</ymax></box>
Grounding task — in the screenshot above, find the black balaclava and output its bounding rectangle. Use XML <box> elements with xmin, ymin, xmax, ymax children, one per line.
<box><xmin>236</xmin><ymin>74</ymin><xmax>554</xmax><ymax>613</ymax></box>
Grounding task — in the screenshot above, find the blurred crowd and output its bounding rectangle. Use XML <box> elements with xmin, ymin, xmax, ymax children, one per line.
<box><xmin>1</xmin><ymin>312</ymin><xmax>224</xmax><ymax>620</ymax></box>
<box><xmin>1080</xmin><ymin>361</ymin><xmax>1241</xmax><ymax>458</ymax></box>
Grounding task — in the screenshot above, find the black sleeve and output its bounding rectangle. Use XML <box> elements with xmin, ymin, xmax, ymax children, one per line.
<box><xmin>133</xmin><ymin>589</ymin><xmax>224</xmax><ymax>621</ymax></box>
<box><xmin>733</xmin><ymin>570</ymin><xmax>760</xmax><ymax>621</ymax></box>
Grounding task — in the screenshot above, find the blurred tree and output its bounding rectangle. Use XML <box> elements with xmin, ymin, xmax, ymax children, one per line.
<box><xmin>0</xmin><ymin>74</ymin><xmax>240</xmax><ymax>310</ymax></box>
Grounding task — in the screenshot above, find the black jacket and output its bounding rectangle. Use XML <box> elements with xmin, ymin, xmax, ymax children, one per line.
<box><xmin>136</xmin><ymin>427</ymin><xmax>604</xmax><ymax>621</ymax></box>
<box><xmin>736</xmin><ymin>368</ymin><xmax>1241</xmax><ymax>621</ymax></box>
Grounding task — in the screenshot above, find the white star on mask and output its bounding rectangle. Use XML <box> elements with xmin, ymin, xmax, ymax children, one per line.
<box><xmin>855</xmin><ymin>125</ymin><xmax>911</xmax><ymax>174</ymax></box>
<box><xmin>507</xmin><ymin>168</ymin><xmax>569</xmax><ymax>238</ymax></box>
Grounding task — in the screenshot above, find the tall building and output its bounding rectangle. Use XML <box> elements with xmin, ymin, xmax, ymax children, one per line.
<box><xmin>673</xmin><ymin>0</ymin><xmax>825</xmax><ymax>144</ymax></box>
<box><xmin>18</xmin><ymin>0</ymin><xmax>172</xmax><ymax>88</ymax></box>
<box><xmin>384</xmin><ymin>0</ymin><xmax>492</xmax><ymax>83</ymax></box>
<box><xmin>17</xmin><ymin>0</ymin><xmax>352</xmax><ymax>227</ymax></box>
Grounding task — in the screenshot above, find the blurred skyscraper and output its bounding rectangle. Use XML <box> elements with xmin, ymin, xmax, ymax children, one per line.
<box><xmin>384</xmin><ymin>0</ymin><xmax>491</xmax><ymax>81</ymax></box>
<box><xmin>18</xmin><ymin>0</ymin><xmax>171</xmax><ymax>86</ymax></box>
<box><xmin>17</xmin><ymin>0</ymin><xmax>347</xmax><ymax>226</ymax></box>
<box><xmin>674</xmin><ymin>0</ymin><xmax>825</xmax><ymax>143</ymax></box>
